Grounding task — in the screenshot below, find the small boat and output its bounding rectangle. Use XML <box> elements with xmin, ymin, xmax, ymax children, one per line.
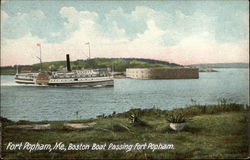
<box><xmin>15</xmin><ymin>72</ymin><xmax>39</xmax><ymax>84</ymax></box>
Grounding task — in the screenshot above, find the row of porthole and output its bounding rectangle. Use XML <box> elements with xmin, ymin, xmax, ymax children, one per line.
<box><xmin>54</xmin><ymin>75</ymin><xmax>95</xmax><ymax>78</ymax></box>
<box><xmin>50</xmin><ymin>78</ymin><xmax>102</xmax><ymax>82</ymax></box>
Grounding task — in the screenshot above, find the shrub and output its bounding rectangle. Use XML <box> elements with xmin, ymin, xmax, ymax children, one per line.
<box><xmin>129</xmin><ymin>113</ymin><xmax>151</xmax><ymax>127</ymax></box>
<box><xmin>166</xmin><ymin>111</ymin><xmax>188</xmax><ymax>123</ymax></box>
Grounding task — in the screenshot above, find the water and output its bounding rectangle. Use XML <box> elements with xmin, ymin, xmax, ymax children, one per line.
<box><xmin>1</xmin><ymin>68</ymin><xmax>249</xmax><ymax>122</ymax></box>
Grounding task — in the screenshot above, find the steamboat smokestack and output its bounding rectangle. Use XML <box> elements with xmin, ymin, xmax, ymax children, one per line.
<box><xmin>66</xmin><ymin>54</ymin><xmax>71</xmax><ymax>72</ymax></box>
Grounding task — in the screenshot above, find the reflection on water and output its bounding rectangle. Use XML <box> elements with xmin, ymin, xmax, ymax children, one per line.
<box><xmin>1</xmin><ymin>68</ymin><xmax>249</xmax><ymax>121</ymax></box>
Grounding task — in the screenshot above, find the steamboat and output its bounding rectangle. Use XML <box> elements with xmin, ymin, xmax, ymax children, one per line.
<box><xmin>45</xmin><ymin>55</ymin><xmax>114</xmax><ymax>87</ymax></box>
<box><xmin>15</xmin><ymin>54</ymin><xmax>114</xmax><ymax>87</ymax></box>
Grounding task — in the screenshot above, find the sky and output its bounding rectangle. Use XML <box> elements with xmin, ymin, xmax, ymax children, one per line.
<box><xmin>1</xmin><ymin>0</ymin><xmax>249</xmax><ymax>66</ymax></box>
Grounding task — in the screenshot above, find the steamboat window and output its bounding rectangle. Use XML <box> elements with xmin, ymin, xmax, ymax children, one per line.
<box><xmin>74</xmin><ymin>78</ymin><xmax>78</xmax><ymax>81</ymax></box>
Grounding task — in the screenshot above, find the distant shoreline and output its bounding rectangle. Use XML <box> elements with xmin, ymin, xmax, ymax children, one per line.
<box><xmin>0</xmin><ymin>67</ymin><xmax>249</xmax><ymax>76</ymax></box>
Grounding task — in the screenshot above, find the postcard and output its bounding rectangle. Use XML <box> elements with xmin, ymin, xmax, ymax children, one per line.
<box><xmin>0</xmin><ymin>0</ymin><xmax>249</xmax><ymax>159</ymax></box>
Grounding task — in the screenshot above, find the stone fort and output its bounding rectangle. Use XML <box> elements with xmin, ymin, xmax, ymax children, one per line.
<box><xmin>126</xmin><ymin>68</ymin><xmax>199</xmax><ymax>79</ymax></box>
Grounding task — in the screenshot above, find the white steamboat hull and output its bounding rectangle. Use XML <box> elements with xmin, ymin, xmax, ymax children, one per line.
<box><xmin>47</xmin><ymin>77</ymin><xmax>114</xmax><ymax>87</ymax></box>
<box><xmin>15</xmin><ymin>72</ymin><xmax>114</xmax><ymax>87</ymax></box>
<box><xmin>15</xmin><ymin>79</ymin><xmax>36</xmax><ymax>84</ymax></box>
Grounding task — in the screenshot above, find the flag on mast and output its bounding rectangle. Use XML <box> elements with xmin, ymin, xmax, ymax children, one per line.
<box><xmin>37</xmin><ymin>43</ymin><xmax>41</xmax><ymax>47</ymax></box>
<box><xmin>85</xmin><ymin>42</ymin><xmax>90</xmax><ymax>59</ymax></box>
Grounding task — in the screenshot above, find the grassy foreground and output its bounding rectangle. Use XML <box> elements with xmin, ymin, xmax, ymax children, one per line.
<box><xmin>1</xmin><ymin>104</ymin><xmax>249</xmax><ymax>159</ymax></box>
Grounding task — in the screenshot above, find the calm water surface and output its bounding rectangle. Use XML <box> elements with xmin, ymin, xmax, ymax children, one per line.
<box><xmin>1</xmin><ymin>68</ymin><xmax>249</xmax><ymax>121</ymax></box>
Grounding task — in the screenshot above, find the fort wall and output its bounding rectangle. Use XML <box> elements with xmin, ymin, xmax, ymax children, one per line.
<box><xmin>126</xmin><ymin>68</ymin><xmax>199</xmax><ymax>79</ymax></box>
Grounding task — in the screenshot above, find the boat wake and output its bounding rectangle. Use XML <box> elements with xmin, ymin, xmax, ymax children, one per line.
<box><xmin>94</xmin><ymin>85</ymin><xmax>103</xmax><ymax>88</ymax></box>
<box><xmin>1</xmin><ymin>82</ymin><xmax>39</xmax><ymax>87</ymax></box>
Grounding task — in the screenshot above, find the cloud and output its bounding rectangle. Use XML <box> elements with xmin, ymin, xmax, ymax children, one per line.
<box><xmin>104</xmin><ymin>6</ymin><xmax>158</xmax><ymax>39</ymax></box>
<box><xmin>1</xmin><ymin>5</ymin><xmax>249</xmax><ymax>66</ymax></box>
<box><xmin>1</xmin><ymin>10</ymin><xmax>8</xmax><ymax>31</ymax></box>
<box><xmin>59</xmin><ymin>6</ymin><xmax>98</xmax><ymax>32</ymax></box>
<box><xmin>60</xmin><ymin>6</ymin><xmax>129</xmax><ymax>45</ymax></box>
<box><xmin>132</xmin><ymin>20</ymin><xmax>167</xmax><ymax>45</ymax></box>
<box><xmin>1</xmin><ymin>33</ymin><xmax>88</xmax><ymax>66</ymax></box>
<box><xmin>166</xmin><ymin>34</ymin><xmax>249</xmax><ymax>65</ymax></box>
<box><xmin>1</xmin><ymin>33</ymin><xmax>45</xmax><ymax>65</ymax></box>
<box><xmin>1</xmin><ymin>10</ymin><xmax>8</xmax><ymax>21</ymax></box>
<box><xmin>1</xmin><ymin>0</ymin><xmax>7</xmax><ymax>4</ymax></box>
<box><xmin>1</xmin><ymin>10</ymin><xmax>47</xmax><ymax>39</ymax></box>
